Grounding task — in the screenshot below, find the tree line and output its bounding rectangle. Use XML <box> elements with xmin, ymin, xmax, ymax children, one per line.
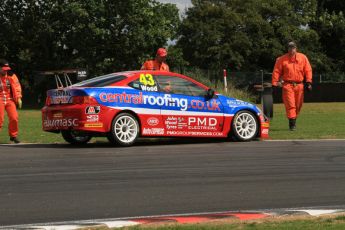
<box><xmin>1</xmin><ymin>0</ymin><xmax>344</xmax><ymax>82</ymax></box>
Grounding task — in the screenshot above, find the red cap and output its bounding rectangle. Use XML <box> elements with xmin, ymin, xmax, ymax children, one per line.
<box><xmin>156</xmin><ymin>48</ymin><xmax>167</xmax><ymax>57</ymax></box>
<box><xmin>1</xmin><ymin>64</ymin><xmax>11</xmax><ymax>71</ymax></box>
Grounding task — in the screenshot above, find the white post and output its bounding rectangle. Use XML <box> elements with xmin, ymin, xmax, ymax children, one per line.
<box><xmin>223</xmin><ymin>69</ymin><xmax>228</xmax><ymax>93</ymax></box>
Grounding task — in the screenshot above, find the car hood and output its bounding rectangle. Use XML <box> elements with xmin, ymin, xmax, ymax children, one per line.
<box><xmin>217</xmin><ymin>95</ymin><xmax>261</xmax><ymax>116</ymax></box>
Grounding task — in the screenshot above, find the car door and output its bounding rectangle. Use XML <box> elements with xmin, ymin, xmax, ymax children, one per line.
<box><xmin>127</xmin><ymin>73</ymin><xmax>165</xmax><ymax>136</ymax></box>
<box><xmin>155</xmin><ymin>75</ymin><xmax>225</xmax><ymax>137</ymax></box>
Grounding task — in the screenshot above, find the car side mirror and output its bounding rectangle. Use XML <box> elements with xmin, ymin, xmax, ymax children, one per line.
<box><xmin>205</xmin><ymin>89</ymin><xmax>215</xmax><ymax>100</ymax></box>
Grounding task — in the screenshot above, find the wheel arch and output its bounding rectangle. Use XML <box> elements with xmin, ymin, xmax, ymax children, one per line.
<box><xmin>229</xmin><ymin>108</ymin><xmax>261</xmax><ymax>138</ymax></box>
<box><xmin>112</xmin><ymin>109</ymin><xmax>142</xmax><ymax>135</ymax></box>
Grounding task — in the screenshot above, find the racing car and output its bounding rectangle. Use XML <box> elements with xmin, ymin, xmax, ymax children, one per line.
<box><xmin>42</xmin><ymin>70</ymin><xmax>269</xmax><ymax>146</ymax></box>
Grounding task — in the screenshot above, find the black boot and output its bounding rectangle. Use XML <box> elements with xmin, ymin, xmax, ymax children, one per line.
<box><xmin>289</xmin><ymin>119</ymin><xmax>296</xmax><ymax>131</ymax></box>
<box><xmin>10</xmin><ymin>137</ymin><xmax>20</xmax><ymax>144</ymax></box>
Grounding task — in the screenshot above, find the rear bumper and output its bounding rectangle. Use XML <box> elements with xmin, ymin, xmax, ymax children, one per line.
<box><xmin>42</xmin><ymin>104</ymin><xmax>116</xmax><ymax>133</ymax></box>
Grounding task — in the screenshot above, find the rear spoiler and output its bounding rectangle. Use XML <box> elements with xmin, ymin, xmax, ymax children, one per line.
<box><xmin>37</xmin><ymin>69</ymin><xmax>87</xmax><ymax>89</ymax></box>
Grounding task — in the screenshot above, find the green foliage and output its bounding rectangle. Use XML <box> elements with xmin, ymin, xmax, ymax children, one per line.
<box><xmin>166</xmin><ymin>45</ymin><xmax>190</xmax><ymax>69</ymax></box>
<box><xmin>317</xmin><ymin>0</ymin><xmax>345</xmax><ymax>14</ymax></box>
<box><xmin>177</xmin><ymin>0</ymin><xmax>345</xmax><ymax>74</ymax></box>
<box><xmin>0</xmin><ymin>0</ymin><xmax>180</xmax><ymax>76</ymax></box>
<box><xmin>311</xmin><ymin>11</ymin><xmax>345</xmax><ymax>71</ymax></box>
<box><xmin>2</xmin><ymin>0</ymin><xmax>345</xmax><ymax>88</ymax></box>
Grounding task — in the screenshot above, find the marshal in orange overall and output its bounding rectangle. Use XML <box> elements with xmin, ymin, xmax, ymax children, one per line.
<box><xmin>0</xmin><ymin>60</ymin><xmax>22</xmax><ymax>143</ymax></box>
<box><xmin>272</xmin><ymin>42</ymin><xmax>312</xmax><ymax>131</ymax></box>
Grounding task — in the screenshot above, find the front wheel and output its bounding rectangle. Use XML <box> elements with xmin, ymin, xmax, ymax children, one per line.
<box><xmin>108</xmin><ymin>113</ymin><xmax>139</xmax><ymax>146</ymax></box>
<box><xmin>61</xmin><ymin>130</ymin><xmax>92</xmax><ymax>145</ymax></box>
<box><xmin>231</xmin><ymin>110</ymin><xmax>258</xmax><ymax>141</ymax></box>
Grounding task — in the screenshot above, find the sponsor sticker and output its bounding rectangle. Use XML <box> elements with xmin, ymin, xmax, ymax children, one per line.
<box><xmin>187</xmin><ymin>117</ymin><xmax>218</xmax><ymax>130</ymax></box>
<box><xmin>84</xmin><ymin>123</ymin><xmax>103</xmax><ymax>128</ymax></box>
<box><xmin>165</xmin><ymin>117</ymin><xmax>178</xmax><ymax>130</ymax></box>
<box><xmin>177</xmin><ymin>117</ymin><xmax>188</xmax><ymax>129</ymax></box>
<box><xmin>142</xmin><ymin>128</ymin><xmax>164</xmax><ymax>135</ymax></box>
<box><xmin>99</xmin><ymin>92</ymin><xmax>188</xmax><ymax>111</ymax></box>
<box><xmin>53</xmin><ymin>90</ymin><xmax>71</xmax><ymax>97</ymax></box>
<box><xmin>226</xmin><ymin>99</ymin><xmax>253</xmax><ymax>108</ymax></box>
<box><xmin>188</xmin><ymin>117</ymin><xmax>217</xmax><ymax>126</ymax></box>
<box><xmin>147</xmin><ymin>117</ymin><xmax>159</xmax><ymax>126</ymax></box>
<box><xmin>51</xmin><ymin>90</ymin><xmax>72</xmax><ymax>104</ymax></box>
<box><xmin>44</xmin><ymin>118</ymin><xmax>78</xmax><ymax>128</ymax></box>
<box><xmin>86</xmin><ymin>106</ymin><xmax>100</xmax><ymax>114</ymax></box>
<box><xmin>51</xmin><ymin>97</ymin><xmax>70</xmax><ymax>104</ymax></box>
<box><xmin>166</xmin><ymin>130</ymin><xmax>223</xmax><ymax>137</ymax></box>
<box><xmin>87</xmin><ymin>115</ymin><xmax>99</xmax><ymax>122</ymax></box>
<box><xmin>190</xmin><ymin>99</ymin><xmax>221</xmax><ymax>111</ymax></box>
<box><xmin>165</xmin><ymin>116</ymin><xmax>188</xmax><ymax>130</ymax></box>
<box><xmin>52</xmin><ymin>112</ymin><xmax>63</xmax><ymax>119</ymax></box>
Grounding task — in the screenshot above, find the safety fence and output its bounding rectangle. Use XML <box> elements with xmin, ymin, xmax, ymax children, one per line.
<box><xmin>23</xmin><ymin>68</ymin><xmax>345</xmax><ymax>108</ymax></box>
<box><xmin>172</xmin><ymin>67</ymin><xmax>345</xmax><ymax>85</ymax></box>
<box><xmin>171</xmin><ymin>67</ymin><xmax>345</xmax><ymax>103</ymax></box>
<box><xmin>271</xmin><ymin>83</ymin><xmax>345</xmax><ymax>103</ymax></box>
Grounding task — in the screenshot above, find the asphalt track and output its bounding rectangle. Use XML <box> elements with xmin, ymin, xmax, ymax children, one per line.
<box><xmin>0</xmin><ymin>139</ymin><xmax>345</xmax><ymax>226</ymax></box>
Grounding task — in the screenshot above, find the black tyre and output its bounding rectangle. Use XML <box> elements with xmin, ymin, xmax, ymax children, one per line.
<box><xmin>231</xmin><ymin>110</ymin><xmax>259</xmax><ymax>141</ymax></box>
<box><xmin>106</xmin><ymin>132</ymin><xmax>116</xmax><ymax>144</ymax></box>
<box><xmin>262</xmin><ymin>90</ymin><xmax>273</xmax><ymax>120</ymax></box>
<box><xmin>61</xmin><ymin>130</ymin><xmax>92</xmax><ymax>145</ymax></box>
<box><xmin>108</xmin><ymin>113</ymin><xmax>139</xmax><ymax>146</ymax></box>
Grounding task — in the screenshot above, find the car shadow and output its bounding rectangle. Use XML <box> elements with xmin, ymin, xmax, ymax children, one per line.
<box><xmin>0</xmin><ymin>137</ymin><xmax>256</xmax><ymax>149</ymax></box>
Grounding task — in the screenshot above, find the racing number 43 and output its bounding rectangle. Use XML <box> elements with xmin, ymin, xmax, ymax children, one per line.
<box><xmin>140</xmin><ymin>73</ymin><xmax>155</xmax><ymax>86</ymax></box>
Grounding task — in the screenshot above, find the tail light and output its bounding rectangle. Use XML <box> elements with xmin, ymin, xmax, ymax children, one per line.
<box><xmin>45</xmin><ymin>96</ymin><xmax>52</xmax><ymax>106</ymax></box>
<box><xmin>71</xmin><ymin>96</ymin><xmax>98</xmax><ymax>105</ymax></box>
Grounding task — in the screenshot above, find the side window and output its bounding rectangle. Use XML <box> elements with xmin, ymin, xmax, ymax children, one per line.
<box><xmin>128</xmin><ymin>73</ymin><xmax>158</xmax><ymax>92</ymax></box>
<box><xmin>156</xmin><ymin>76</ymin><xmax>207</xmax><ymax>97</ymax></box>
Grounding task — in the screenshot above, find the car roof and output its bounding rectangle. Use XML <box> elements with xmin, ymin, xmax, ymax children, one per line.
<box><xmin>72</xmin><ymin>70</ymin><xmax>209</xmax><ymax>89</ymax></box>
<box><xmin>121</xmin><ymin>70</ymin><xmax>209</xmax><ymax>89</ymax></box>
<box><xmin>119</xmin><ymin>70</ymin><xmax>186</xmax><ymax>78</ymax></box>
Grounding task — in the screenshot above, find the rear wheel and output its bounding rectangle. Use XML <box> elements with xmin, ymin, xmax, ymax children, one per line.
<box><xmin>231</xmin><ymin>110</ymin><xmax>258</xmax><ymax>141</ymax></box>
<box><xmin>61</xmin><ymin>130</ymin><xmax>92</xmax><ymax>145</ymax></box>
<box><xmin>108</xmin><ymin>113</ymin><xmax>139</xmax><ymax>146</ymax></box>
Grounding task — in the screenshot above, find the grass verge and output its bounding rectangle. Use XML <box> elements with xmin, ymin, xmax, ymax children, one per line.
<box><xmin>268</xmin><ymin>102</ymin><xmax>345</xmax><ymax>139</ymax></box>
<box><xmin>0</xmin><ymin>102</ymin><xmax>344</xmax><ymax>144</ymax></box>
<box><xmin>0</xmin><ymin>109</ymin><xmax>62</xmax><ymax>144</ymax></box>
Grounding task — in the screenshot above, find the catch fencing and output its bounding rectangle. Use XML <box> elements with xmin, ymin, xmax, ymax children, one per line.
<box><xmin>172</xmin><ymin>67</ymin><xmax>345</xmax><ymax>103</ymax></box>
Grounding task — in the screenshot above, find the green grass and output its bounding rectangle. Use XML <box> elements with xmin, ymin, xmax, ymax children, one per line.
<box><xmin>268</xmin><ymin>102</ymin><xmax>345</xmax><ymax>139</ymax></box>
<box><xmin>0</xmin><ymin>109</ymin><xmax>63</xmax><ymax>144</ymax></box>
<box><xmin>0</xmin><ymin>102</ymin><xmax>344</xmax><ymax>144</ymax></box>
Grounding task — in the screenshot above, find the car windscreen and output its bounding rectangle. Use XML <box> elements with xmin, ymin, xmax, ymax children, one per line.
<box><xmin>72</xmin><ymin>74</ymin><xmax>127</xmax><ymax>87</ymax></box>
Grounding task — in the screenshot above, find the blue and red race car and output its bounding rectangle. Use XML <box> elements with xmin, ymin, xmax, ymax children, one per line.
<box><xmin>42</xmin><ymin>71</ymin><xmax>269</xmax><ymax>146</ymax></box>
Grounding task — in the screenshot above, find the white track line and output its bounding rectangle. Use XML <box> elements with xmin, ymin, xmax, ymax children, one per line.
<box><xmin>292</xmin><ymin>209</ymin><xmax>341</xmax><ymax>216</ymax></box>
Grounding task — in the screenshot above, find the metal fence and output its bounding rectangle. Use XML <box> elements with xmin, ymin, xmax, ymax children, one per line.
<box><xmin>171</xmin><ymin>66</ymin><xmax>345</xmax><ymax>86</ymax></box>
